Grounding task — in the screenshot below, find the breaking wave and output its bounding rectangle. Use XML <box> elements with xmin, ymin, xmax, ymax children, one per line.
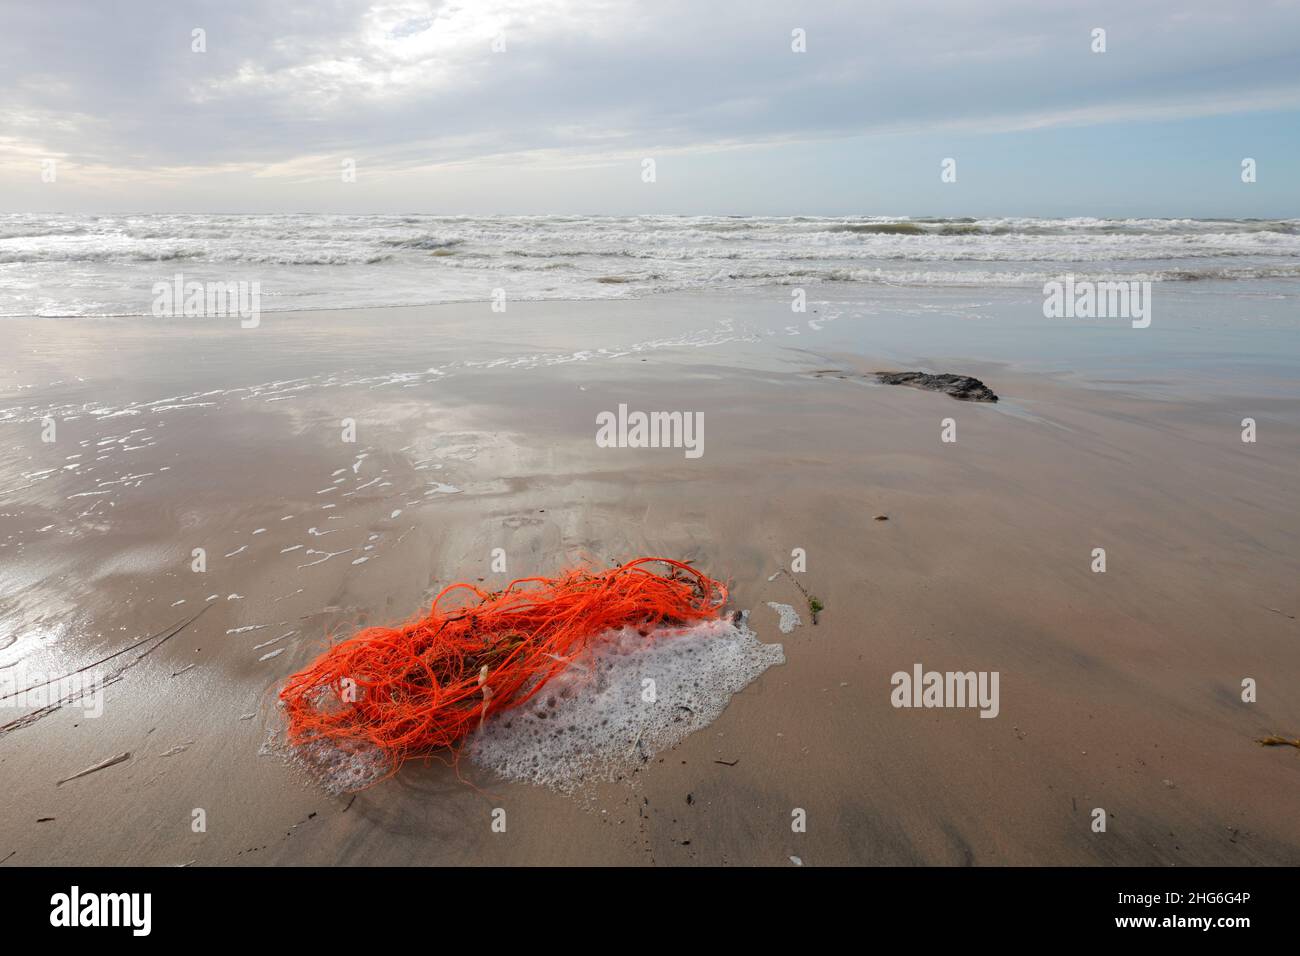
<box><xmin>2</xmin><ymin>213</ymin><xmax>1298</xmax><ymax>316</ymax></box>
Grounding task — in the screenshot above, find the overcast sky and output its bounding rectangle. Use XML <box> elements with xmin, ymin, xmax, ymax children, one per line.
<box><xmin>2</xmin><ymin>0</ymin><xmax>1298</xmax><ymax>216</ymax></box>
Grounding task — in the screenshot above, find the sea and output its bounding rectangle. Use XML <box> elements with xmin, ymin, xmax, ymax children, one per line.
<box><xmin>2</xmin><ymin>213</ymin><xmax>1299</xmax><ymax>317</ymax></box>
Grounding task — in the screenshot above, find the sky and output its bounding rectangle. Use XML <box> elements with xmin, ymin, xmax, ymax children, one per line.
<box><xmin>2</xmin><ymin>0</ymin><xmax>1298</xmax><ymax>217</ymax></box>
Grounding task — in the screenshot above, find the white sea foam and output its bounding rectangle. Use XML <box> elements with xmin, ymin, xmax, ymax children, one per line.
<box><xmin>469</xmin><ymin>614</ymin><xmax>784</xmax><ymax>791</ymax></box>
<box><xmin>766</xmin><ymin>601</ymin><xmax>802</xmax><ymax>634</ymax></box>
<box><xmin>3</xmin><ymin>213</ymin><xmax>1298</xmax><ymax>317</ymax></box>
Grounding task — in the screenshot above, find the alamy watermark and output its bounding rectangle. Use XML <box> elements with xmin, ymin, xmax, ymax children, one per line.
<box><xmin>1043</xmin><ymin>275</ymin><xmax>1151</xmax><ymax>328</ymax></box>
<box><xmin>595</xmin><ymin>403</ymin><xmax>703</xmax><ymax>459</ymax></box>
<box><xmin>1</xmin><ymin>662</ymin><xmax>104</xmax><ymax>718</ymax></box>
<box><xmin>50</xmin><ymin>886</ymin><xmax>151</xmax><ymax>936</ymax></box>
<box><xmin>891</xmin><ymin>663</ymin><xmax>999</xmax><ymax>718</ymax></box>
<box><xmin>151</xmin><ymin>273</ymin><xmax>261</xmax><ymax>328</ymax></box>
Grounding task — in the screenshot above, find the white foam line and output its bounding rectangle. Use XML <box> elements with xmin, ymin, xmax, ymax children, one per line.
<box><xmin>253</xmin><ymin>631</ymin><xmax>295</xmax><ymax>650</ymax></box>
<box><xmin>298</xmin><ymin>548</ymin><xmax>351</xmax><ymax>569</ymax></box>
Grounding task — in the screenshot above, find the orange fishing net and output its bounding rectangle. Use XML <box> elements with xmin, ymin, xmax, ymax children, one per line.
<box><xmin>279</xmin><ymin>557</ymin><xmax>727</xmax><ymax>777</ymax></box>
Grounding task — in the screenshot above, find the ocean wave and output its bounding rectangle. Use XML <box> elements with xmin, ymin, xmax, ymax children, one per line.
<box><xmin>3</xmin><ymin>213</ymin><xmax>1298</xmax><ymax>316</ymax></box>
<box><xmin>0</xmin><ymin>246</ymin><xmax>394</xmax><ymax>266</ymax></box>
<box><xmin>828</xmin><ymin>222</ymin><xmax>927</xmax><ymax>235</ymax></box>
<box><xmin>379</xmin><ymin>236</ymin><xmax>465</xmax><ymax>250</ymax></box>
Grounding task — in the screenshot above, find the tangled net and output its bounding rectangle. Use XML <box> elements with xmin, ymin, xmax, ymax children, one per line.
<box><xmin>279</xmin><ymin>557</ymin><xmax>727</xmax><ymax>781</ymax></box>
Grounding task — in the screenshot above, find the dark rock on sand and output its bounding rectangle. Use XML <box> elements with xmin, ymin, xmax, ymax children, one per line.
<box><xmin>875</xmin><ymin>371</ymin><xmax>998</xmax><ymax>402</ymax></box>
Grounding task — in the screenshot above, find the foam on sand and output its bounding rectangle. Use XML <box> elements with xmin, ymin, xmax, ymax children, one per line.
<box><xmin>766</xmin><ymin>601</ymin><xmax>802</xmax><ymax>634</ymax></box>
<box><xmin>469</xmin><ymin>613</ymin><xmax>784</xmax><ymax>791</ymax></box>
<box><xmin>277</xmin><ymin>612</ymin><xmax>783</xmax><ymax>795</ymax></box>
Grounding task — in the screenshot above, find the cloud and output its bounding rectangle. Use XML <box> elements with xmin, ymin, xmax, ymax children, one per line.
<box><xmin>1</xmin><ymin>0</ymin><xmax>1298</xmax><ymax>200</ymax></box>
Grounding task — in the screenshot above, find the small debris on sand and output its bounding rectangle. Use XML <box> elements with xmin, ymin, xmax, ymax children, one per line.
<box><xmin>875</xmin><ymin>371</ymin><xmax>998</xmax><ymax>402</ymax></box>
<box><xmin>56</xmin><ymin>751</ymin><xmax>131</xmax><ymax>786</ymax></box>
<box><xmin>807</xmin><ymin>596</ymin><xmax>824</xmax><ymax>625</ymax></box>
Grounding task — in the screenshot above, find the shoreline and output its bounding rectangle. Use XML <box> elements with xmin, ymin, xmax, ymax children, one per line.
<box><xmin>6</xmin><ymin>271</ymin><xmax>1300</xmax><ymax>325</ymax></box>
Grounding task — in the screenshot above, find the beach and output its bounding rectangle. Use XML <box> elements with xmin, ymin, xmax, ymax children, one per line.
<box><xmin>1</xmin><ymin>282</ymin><xmax>1297</xmax><ymax>866</ymax></box>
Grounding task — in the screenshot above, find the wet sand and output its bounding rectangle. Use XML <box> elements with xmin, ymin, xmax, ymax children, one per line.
<box><xmin>1</xmin><ymin>289</ymin><xmax>1297</xmax><ymax>865</ymax></box>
